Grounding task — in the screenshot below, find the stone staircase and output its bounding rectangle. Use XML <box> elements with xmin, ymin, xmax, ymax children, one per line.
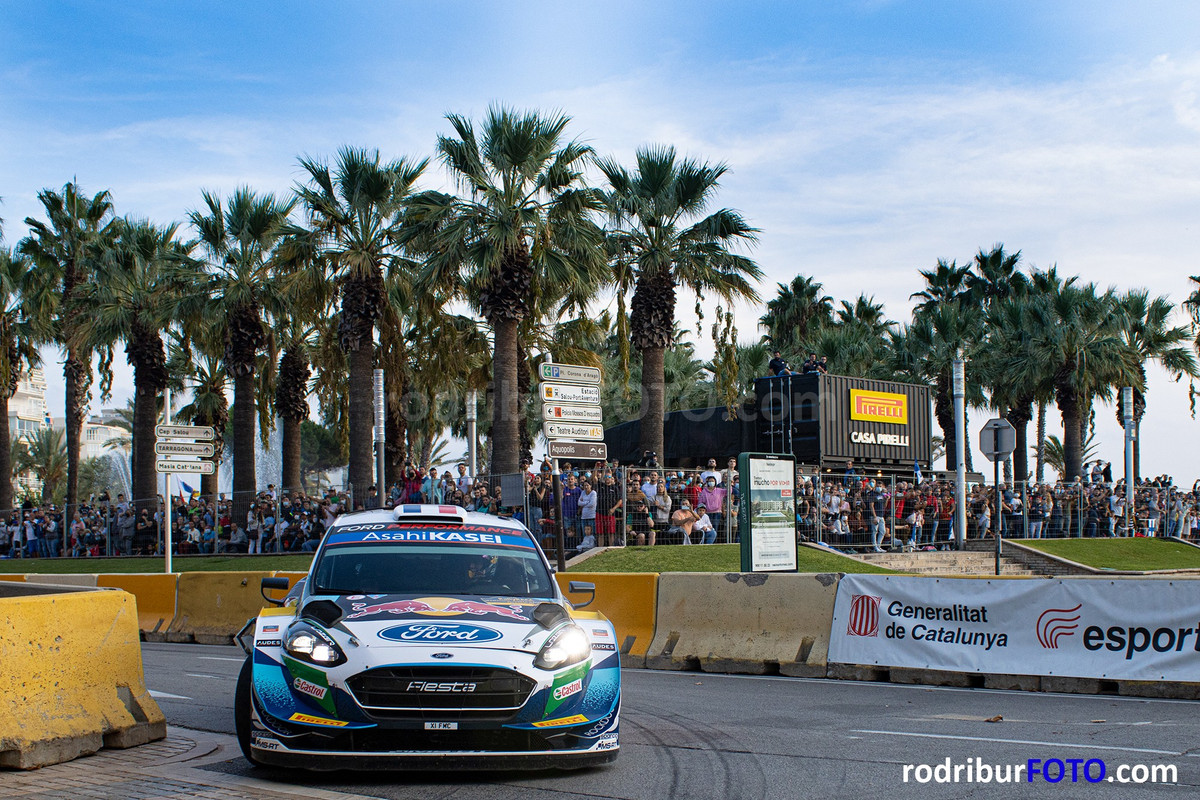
<box><xmin>851</xmin><ymin>548</ymin><xmax>1044</xmax><ymax>576</ymax></box>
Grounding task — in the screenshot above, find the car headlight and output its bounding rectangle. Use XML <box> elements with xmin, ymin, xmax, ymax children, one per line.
<box><xmin>285</xmin><ymin>621</ymin><xmax>346</xmax><ymax>666</ymax></box>
<box><xmin>534</xmin><ymin>624</ymin><xmax>591</xmax><ymax>670</ymax></box>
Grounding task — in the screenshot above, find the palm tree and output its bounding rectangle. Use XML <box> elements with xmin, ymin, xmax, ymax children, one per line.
<box><xmin>75</xmin><ymin>219</ymin><xmax>189</xmax><ymax>513</ymax></box>
<box><xmin>892</xmin><ymin>303</ymin><xmax>986</xmax><ymax>471</ymax></box>
<box><xmin>910</xmin><ymin>258</ymin><xmax>971</xmax><ymax>313</ymax></box>
<box><xmin>760</xmin><ymin>275</ymin><xmax>833</xmax><ymax>348</ymax></box>
<box><xmin>1041</xmin><ymin>431</ymin><xmax>1100</xmax><ymax>480</ymax></box>
<box><xmin>173</xmin><ymin>327</ymin><xmax>228</xmax><ymax>500</ymax></box>
<box><xmin>187</xmin><ymin>188</ymin><xmax>295</xmax><ymax>520</ymax></box>
<box><xmin>1026</xmin><ymin>283</ymin><xmax>1140</xmax><ymax>480</ymax></box>
<box><xmin>967</xmin><ymin>244</ymin><xmax>1027</xmax><ymax>305</ymax></box>
<box><xmin>1112</xmin><ymin>289</ymin><xmax>1199</xmax><ymax>479</ymax></box>
<box><xmin>15</xmin><ymin>427</ymin><xmax>68</xmax><ymax>504</ymax></box>
<box><xmin>404</xmin><ymin>108</ymin><xmax>605</xmax><ymax>476</ymax></box>
<box><xmin>282</xmin><ymin>148</ymin><xmax>426</xmax><ymax>493</ymax></box>
<box><xmin>597</xmin><ymin>145</ymin><xmax>761</xmax><ymax>459</ymax></box>
<box><xmin>0</xmin><ymin>248</ymin><xmax>43</xmax><ymax>511</ymax></box>
<box><xmin>19</xmin><ymin>182</ymin><xmax>116</xmax><ymax>528</ymax></box>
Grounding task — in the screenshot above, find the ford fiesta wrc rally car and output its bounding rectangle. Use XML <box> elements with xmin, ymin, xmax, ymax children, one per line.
<box><xmin>235</xmin><ymin>504</ymin><xmax>620</xmax><ymax>770</ymax></box>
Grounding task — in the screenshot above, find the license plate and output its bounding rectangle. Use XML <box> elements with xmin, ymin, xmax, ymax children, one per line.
<box><xmin>424</xmin><ymin>722</ymin><xmax>458</xmax><ymax>730</ymax></box>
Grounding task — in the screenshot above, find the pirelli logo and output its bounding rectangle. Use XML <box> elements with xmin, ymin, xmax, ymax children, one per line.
<box><xmin>850</xmin><ymin>389</ymin><xmax>908</xmax><ymax>425</ymax></box>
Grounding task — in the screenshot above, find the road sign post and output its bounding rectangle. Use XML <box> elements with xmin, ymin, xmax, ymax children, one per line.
<box><xmin>540</xmin><ymin>362</ymin><xmax>605</xmax><ymax>572</ymax></box>
<box><xmin>979</xmin><ymin>418</ymin><xmax>1016</xmax><ymax>576</ymax></box>
<box><xmin>547</xmin><ymin>440</ymin><xmax>608</xmax><ymax>462</ymax></box>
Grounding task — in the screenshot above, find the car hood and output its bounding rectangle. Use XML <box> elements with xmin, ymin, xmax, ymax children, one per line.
<box><xmin>322</xmin><ymin>593</ymin><xmax>562</xmax><ymax>652</ymax></box>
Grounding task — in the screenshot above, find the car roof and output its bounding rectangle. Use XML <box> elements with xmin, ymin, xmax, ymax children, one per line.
<box><xmin>327</xmin><ymin>504</ymin><xmax>533</xmax><ymax>537</ymax></box>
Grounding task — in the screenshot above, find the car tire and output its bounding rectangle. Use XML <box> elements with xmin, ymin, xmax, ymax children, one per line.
<box><xmin>235</xmin><ymin>656</ymin><xmax>263</xmax><ymax>767</ymax></box>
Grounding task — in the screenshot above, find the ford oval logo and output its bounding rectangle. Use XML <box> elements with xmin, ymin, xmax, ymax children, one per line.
<box><xmin>379</xmin><ymin>623</ymin><xmax>502</xmax><ymax>643</ymax></box>
<box><xmin>431</xmin><ymin>652</ymin><xmax>453</xmax><ymax>659</ymax></box>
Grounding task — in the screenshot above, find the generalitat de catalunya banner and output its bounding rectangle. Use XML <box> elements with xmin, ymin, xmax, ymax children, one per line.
<box><xmin>829</xmin><ymin>574</ymin><xmax>1200</xmax><ymax>682</ymax></box>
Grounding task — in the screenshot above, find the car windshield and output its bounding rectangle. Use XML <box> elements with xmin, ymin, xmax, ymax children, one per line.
<box><xmin>311</xmin><ymin>542</ymin><xmax>555</xmax><ymax>598</ymax></box>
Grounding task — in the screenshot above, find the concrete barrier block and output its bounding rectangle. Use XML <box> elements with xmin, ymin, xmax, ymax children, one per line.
<box><xmin>97</xmin><ymin>574</ymin><xmax>179</xmax><ymax>640</ymax></box>
<box><xmin>826</xmin><ymin>663</ymin><xmax>890</xmax><ymax>682</ymax></box>
<box><xmin>645</xmin><ymin>572</ymin><xmax>840</xmax><ymax>675</ymax></box>
<box><xmin>1042</xmin><ymin>676</ymin><xmax>1104</xmax><ymax>694</ymax></box>
<box><xmin>889</xmin><ymin>667</ymin><xmax>977</xmax><ymax>688</ymax></box>
<box><xmin>984</xmin><ymin>674</ymin><xmax>1042</xmax><ymax>692</ymax></box>
<box><xmin>167</xmin><ymin>571</ymin><xmax>275</xmax><ymax>644</ymax></box>
<box><xmin>23</xmin><ymin>574</ymin><xmax>98</xmax><ymax>587</ymax></box>
<box><xmin>557</xmin><ymin>572</ymin><xmax>658</xmax><ymax>665</ymax></box>
<box><xmin>0</xmin><ymin>587</ymin><xmax>165</xmax><ymax>768</ymax></box>
<box><xmin>0</xmin><ymin>574</ymin><xmax>26</xmax><ymax>582</ymax></box>
<box><xmin>1117</xmin><ymin>681</ymin><xmax>1200</xmax><ymax>700</ymax></box>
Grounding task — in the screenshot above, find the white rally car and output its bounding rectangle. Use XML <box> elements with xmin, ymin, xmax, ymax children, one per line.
<box><xmin>235</xmin><ymin>504</ymin><xmax>620</xmax><ymax>771</ymax></box>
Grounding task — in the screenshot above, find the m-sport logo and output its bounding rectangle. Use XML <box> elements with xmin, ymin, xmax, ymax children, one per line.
<box><xmin>847</xmin><ymin>594</ymin><xmax>882</xmax><ymax>637</ymax></box>
<box><xmin>1037</xmin><ymin>604</ymin><xmax>1082</xmax><ymax>649</ymax></box>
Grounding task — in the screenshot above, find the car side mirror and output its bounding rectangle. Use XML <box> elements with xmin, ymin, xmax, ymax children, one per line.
<box><xmin>261</xmin><ymin>576</ymin><xmax>290</xmax><ymax>607</ymax></box>
<box><xmin>566</xmin><ymin>580</ymin><xmax>596</xmax><ymax>609</ymax></box>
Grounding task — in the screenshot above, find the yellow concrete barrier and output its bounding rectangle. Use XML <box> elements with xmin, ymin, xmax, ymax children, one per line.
<box><xmin>97</xmin><ymin>574</ymin><xmax>179</xmax><ymax>639</ymax></box>
<box><xmin>269</xmin><ymin>571</ymin><xmax>309</xmax><ymax>602</ymax></box>
<box><xmin>23</xmin><ymin>574</ymin><xmax>98</xmax><ymax>587</ymax></box>
<box><xmin>166</xmin><ymin>571</ymin><xmax>275</xmax><ymax>644</ymax></box>
<box><xmin>0</xmin><ymin>585</ymin><xmax>165</xmax><ymax>768</ymax></box>
<box><xmin>557</xmin><ymin>572</ymin><xmax>658</xmax><ymax>668</ymax></box>
<box><xmin>0</xmin><ymin>574</ymin><xmax>25</xmax><ymax>582</ymax></box>
<box><xmin>645</xmin><ymin>572</ymin><xmax>840</xmax><ymax>677</ymax></box>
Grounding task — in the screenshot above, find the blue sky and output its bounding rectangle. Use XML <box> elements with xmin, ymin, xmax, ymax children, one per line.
<box><xmin>3</xmin><ymin>1</ymin><xmax>1200</xmax><ymax>479</ymax></box>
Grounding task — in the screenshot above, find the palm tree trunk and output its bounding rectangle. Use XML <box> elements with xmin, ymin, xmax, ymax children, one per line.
<box><xmin>385</xmin><ymin>371</ymin><xmax>406</xmax><ymax>488</ymax></box>
<box><xmin>516</xmin><ymin>346</ymin><xmax>533</xmax><ymax>465</ymax></box>
<box><xmin>63</xmin><ymin>351</ymin><xmax>88</xmax><ymax>531</ymax></box>
<box><xmin>232</xmin><ymin>368</ymin><xmax>257</xmax><ymax>524</ymax></box>
<box><xmin>282</xmin><ymin>416</ymin><xmax>302</xmax><ymax>494</ymax></box>
<box><xmin>935</xmin><ymin>375</ymin><xmax>957</xmax><ymax>471</ymax></box>
<box><xmin>1006</xmin><ymin>398</ymin><xmax>1032</xmax><ymax>485</ymax></box>
<box><xmin>133</xmin><ymin>379</ymin><xmax>158</xmax><ymax>517</ymax></box>
<box><xmin>490</xmin><ymin>316</ymin><xmax>520</xmax><ymax>476</ymax></box>
<box><xmin>0</xmin><ymin>391</ymin><xmax>11</xmax><ymax>513</ymax></box>
<box><xmin>1035</xmin><ymin>400</ymin><xmax>1046</xmax><ymax>482</ymax></box>
<box><xmin>1058</xmin><ymin>386</ymin><xmax>1082</xmax><ymax>481</ymax></box>
<box><xmin>638</xmin><ymin>345</ymin><xmax>666</xmax><ymax>459</ymax></box>
<box><xmin>347</xmin><ymin>343</ymin><xmax>375</xmax><ymax>495</ymax></box>
<box><xmin>276</xmin><ymin>347</ymin><xmax>310</xmax><ymax>494</ymax></box>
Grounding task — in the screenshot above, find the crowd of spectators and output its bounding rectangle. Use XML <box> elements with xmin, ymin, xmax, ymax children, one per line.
<box><xmin>1</xmin><ymin>457</ymin><xmax>1193</xmax><ymax>560</ymax></box>
<box><xmin>513</xmin><ymin>453</ymin><xmax>741</xmax><ymax>552</ymax></box>
<box><xmin>803</xmin><ymin>468</ymin><xmax>1200</xmax><ymax>551</ymax></box>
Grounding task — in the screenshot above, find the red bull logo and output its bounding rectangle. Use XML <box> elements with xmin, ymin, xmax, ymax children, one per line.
<box><xmin>344</xmin><ymin>596</ymin><xmax>531</xmax><ymax>622</ymax></box>
<box><xmin>442</xmin><ymin>600</ymin><xmax>530</xmax><ymax>621</ymax></box>
<box><xmin>345</xmin><ymin>599</ymin><xmax>437</xmax><ymax>620</ymax></box>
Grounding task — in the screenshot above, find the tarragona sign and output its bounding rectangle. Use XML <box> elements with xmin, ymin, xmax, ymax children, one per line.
<box><xmin>849</xmin><ymin>389</ymin><xmax>908</xmax><ymax>425</ymax></box>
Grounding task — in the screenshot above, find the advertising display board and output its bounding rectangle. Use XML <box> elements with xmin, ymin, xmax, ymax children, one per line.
<box><xmin>830</xmin><ymin>574</ymin><xmax>1200</xmax><ymax>681</ymax></box>
<box><xmin>737</xmin><ymin>453</ymin><xmax>797</xmax><ymax>573</ymax></box>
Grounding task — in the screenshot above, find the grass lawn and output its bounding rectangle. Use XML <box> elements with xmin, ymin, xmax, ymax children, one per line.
<box><xmin>1021</xmin><ymin>538</ymin><xmax>1200</xmax><ymax>572</ymax></box>
<box><xmin>3</xmin><ymin>544</ymin><xmax>892</xmax><ymax>576</ymax></box>
<box><xmin>0</xmin><ymin>554</ymin><xmax>315</xmax><ymax>574</ymax></box>
<box><xmin>569</xmin><ymin>544</ymin><xmax>895</xmax><ymax>574</ymax></box>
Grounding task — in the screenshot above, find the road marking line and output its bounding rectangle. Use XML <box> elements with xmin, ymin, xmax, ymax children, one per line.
<box><xmin>631</xmin><ymin>669</ymin><xmax>1200</xmax><ymax>706</ymax></box>
<box><xmin>149</xmin><ymin>689</ymin><xmax>192</xmax><ymax>700</ymax></box>
<box><xmin>852</xmin><ymin>729</ymin><xmax>1182</xmax><ymax>755</ymax></box>
<box><xmin>197</xmin><ymin>656</ymin><xmax>244</xmax><ymax>662</ymax></box>
<box><xmin>185</xmin><ymin>673</ymin><xmax>226</xmax><ymax>680</ymax></box>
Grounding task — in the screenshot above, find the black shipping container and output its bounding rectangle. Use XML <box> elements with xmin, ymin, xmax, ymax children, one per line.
<box><xmin>754</xmin><ymin>373</ymin><xmax>932</xmax><ymax>468</ymax></box>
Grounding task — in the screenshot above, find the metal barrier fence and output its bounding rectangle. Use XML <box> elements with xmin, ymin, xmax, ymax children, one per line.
<box><xmin>2</xmin><ymin>471</ymin><xmax>1192</xmax><ymax>561</ymax></box>
<box><xmin>797</xmin><ymin>471</ymin><xmax>1197</xmax><ymax>552</ymax></box>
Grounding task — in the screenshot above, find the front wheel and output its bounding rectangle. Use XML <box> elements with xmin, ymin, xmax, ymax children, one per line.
<box><xmin>234</xmin><ymin>656</ymin><xmax>263</xmax><ymax>766</ymax></box>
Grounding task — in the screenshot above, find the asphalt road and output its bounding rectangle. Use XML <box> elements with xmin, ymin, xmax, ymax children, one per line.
<box><xmin>144</xmin><ymin>642</ymin><xmax>1200</xmax><ymax>799</ymax></box>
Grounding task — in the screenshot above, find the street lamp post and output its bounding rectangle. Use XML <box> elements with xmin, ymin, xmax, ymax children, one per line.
<box><xmin>952</xmin><ymin>355</ymin><xmax>967</xmax><ymax>549</ymax></box>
